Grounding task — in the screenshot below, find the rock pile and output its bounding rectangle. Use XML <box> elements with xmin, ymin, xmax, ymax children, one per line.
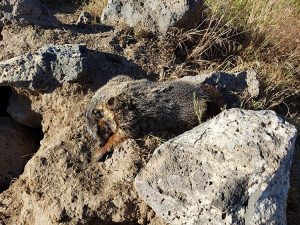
<box><xmin>0</xmin><ymin>0</ymin><xmax>297</xmax><ymax>225</ymax></box>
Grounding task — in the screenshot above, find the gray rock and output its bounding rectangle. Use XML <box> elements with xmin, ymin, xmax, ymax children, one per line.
<box><xmin>76</xmin><ymin>11</ymin><xmax>93</xmax><ymax>26</ymax></box>
<box><xmin>101</xmin><ymin>0</ymin><xmax>202</xmax><ymax>33</ymax></box>
<box><xmin>135</xmin><ymin>109</ymin><xmax>297</xmax><ymax>225</ymax></box>
<box><xmin>182</xmin><ymin>70</ymin><xmax>260</xmax><ymax>107</ymax></box>
<box><xmin>0</xmin><ymin>117</ymin><xmax>37</xmax><ymax>191</ymax></box>
<box><xmin>0</xmin><ymin>0</ymin><xmax>58</xmax><ymax>27</ymax></box>
<box><xmin>0</xmin><ymin>44</ymin><xmax>89</xmax><ymax>91</ymax></box>
<box><xmin>7</xmin><ymin>89</ymin><xmax>42</xmax><ymax>128</ymax></box>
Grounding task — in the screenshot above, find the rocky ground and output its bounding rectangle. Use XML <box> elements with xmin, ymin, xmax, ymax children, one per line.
<box><xmin>0</xmin><ymin>1</ymin><xmax>299</xmax><ymax>225</ymax></box>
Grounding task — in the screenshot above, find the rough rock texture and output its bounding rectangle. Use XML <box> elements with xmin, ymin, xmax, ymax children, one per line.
<box><xmin>0</xmin><ymin>44</ymin><xmax>89</xmax><ymax>91</ymax></box>
<box><xmin>202</xmin><ymin>70</ymin><xmax>259</xmax><ymax>98</ymax></box>
<box><xmin>101</xmin><ymin>0</ymin><xmax>202</xmax><ymax>33</ymax></box>
<box><xmin>0</xmin><ymin>117</ymin><xmax>38</xmax><ymax>192</ymax></box>
<box><xmin>7</xmin><ymin>89</ymin><xmax>42</xmax><ymax>128</ymax></box>
<box><xmin>0</xmin><ymin>0</ymin><xmax>58</xmax><ymax>27</ymax></box>
<box><xmin>76</xmin><ymin>11</ymin><xmax>93</xmax><ymax>26</ymax></box>
<box><xmin>135</xmin><ymin>109</ymin><xmax>297</xmax><ymax>225</ymax></box>
<box><xmin>86</xmin><ymin>76</ymin><xmax>222</xmax><ymax>158</ymax></box>
<box><xmin>182</xmin><ymin>70</ymin><xmax>260</xmax><ymax>107</ymax></box>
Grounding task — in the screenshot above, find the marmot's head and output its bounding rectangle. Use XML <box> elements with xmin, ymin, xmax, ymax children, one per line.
<box><xmin>86</xmin><ymin>98</ymin><xmax>118</xmax><ymax>148</ymax></box>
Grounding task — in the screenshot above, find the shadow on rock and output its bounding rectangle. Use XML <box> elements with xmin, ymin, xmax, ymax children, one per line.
<box><xmin>80</xmin><ymin>49</ymin><xmax>148</xmax><ymax>91</ymax></box>
<box><xmin>202</xmin><ymin>71</ymin><xmax>259</xmax><ymax>107</ymax></box>
<box><xmin>60</xmin><ymin>24</ymin><xmax>114</xmax><ymax>34</ymax></box>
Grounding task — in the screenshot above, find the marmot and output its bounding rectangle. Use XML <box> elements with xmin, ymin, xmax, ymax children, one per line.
<box><xmin>86</xmin><ymin>77</ymin><xmax>223</xmax><ymax>159</ymax></box>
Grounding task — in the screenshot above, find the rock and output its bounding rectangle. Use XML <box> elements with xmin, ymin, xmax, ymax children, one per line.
<box><xmin>0</xmin><ymin>44</ymin><xmax>89</xmax><ymax>91</ymax></box>
<box><xmin>202</xmin><ymin>70</ymin><xmax>260</xmax><ymax>99</ymax></box>
<box><xmin>181</xmin><ymin>70</ymin><xmax>260</xmax><ymax>107</ymax></box>
<box><xmin>76</xmin><ymin>11</ymin><xmax>93</xmax><ymax>26</ymax></box>
<box><xmin>135</xmin><ymin>109</ymin><xmax>297</xmax><ymax>225</ymax></box>
<box><xmin>86</xmin><ymin>76</ymin><xmax>223</xmax><ymax>159</ymax></box>
<box><xmin>0</xmin><ymin>117</ymin><xmax>37</xmax><ymax>192</ymax></box>
<box><xmin>0</xmin><ymin>0</ymin><xmax>58</xmax><ymax>27</ymax></box>
<box><xmin>7</xmin><ymin>89</ymin><xmax>42</xmax><ymax>128</ymax></box>
<box><xmin>101</xmin><ymin>0</ymin><xmax>203</xmax><ymax>33</ymax></box>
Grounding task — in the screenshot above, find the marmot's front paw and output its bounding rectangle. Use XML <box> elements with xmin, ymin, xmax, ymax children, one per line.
<box><xmin>95</xmin><ymin>133</ymin><xmax>128</xmax><ymax>161</ymax></box>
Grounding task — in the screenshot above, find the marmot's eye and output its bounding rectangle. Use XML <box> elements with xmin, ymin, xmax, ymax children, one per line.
<box><xmin>92</xmin><ymin>109</ymin><xmax>104</xmax><ymax>118</ymax></box>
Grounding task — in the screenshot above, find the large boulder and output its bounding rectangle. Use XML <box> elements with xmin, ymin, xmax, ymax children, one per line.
<box><xmin>0</xmin><ymin>117</ymin><xmax>38</xmax><ymax>192</ymax></box>
<box><xmin>0</xmin><ymin>44</ymin><xmax>89</xmax><ymax>91</ymax></box>
<box><xmin>135</xmin><ymin>109</ymin><xmax>297</xmax><ymax>225</ymax></box>
<box><xmin>0</xmin><ymin>0</ymin><xmax>58</xmax><ymax>28</ymax></box>
<box><xmin>101</xmin><ymin>0</ymin><xmax>203</xmax><ymax>33</ymax></box>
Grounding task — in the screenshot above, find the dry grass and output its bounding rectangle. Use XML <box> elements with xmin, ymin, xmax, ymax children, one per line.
<box><xmin>193</xmin><ymin>92</ymin><xmax>207</xmax><ymax>123</ymax></box>
<box><xmin>205</xmin><ymin>0</ymin><xmax>300</xmax><ymax>53</ymax></box>
<box><xmin>41</xmin><ymin>0</ymin><xmax>108</xmax><ymax>19</ymax></box>
<box><xmin>157</xmin><ymin>0</ymin><xmax>300</xmax><ymax>116</ymax></box>
<box><xmin>158</xmin><ymin>15</ymin><xmax>243</xmax><ymax>80</ymax></box>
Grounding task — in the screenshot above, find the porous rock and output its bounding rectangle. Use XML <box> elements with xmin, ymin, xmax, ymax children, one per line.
<box><xmin>182</xmin><ymin>70</ymin><xmax>260</xmax><ymax>107</ymax></box>
<box><xmin>101</xmin><ymin>0</ymin><xmax>203</xmax><ymax>33</ymax></box>
<box><xmin>0</xmin><ymin>117</ymin><xmax>37</xmax><ymax>192</ymax></box>
<box><xmin>0</xmin><ymin>0</ymin><xmax>58</xmax><ymax>27</ymax></box>
<box><xmin>7</xmin><ymin>89</ymin><xmax>42</xmax><ymax>128</ymax></box>
<box><xmin>0</xmin><ymin>44</ymin><xmax>89</xmax><ymax>91</ymax></box>
<box><xmin>135</xmin><ymin>109</ymin><xmax>297</xmax><ymax>225</ymax></box>
<box><xmin>76</xmin><ymin>11</ymin><xmax>93</xmax><ymax>26</ymax></box>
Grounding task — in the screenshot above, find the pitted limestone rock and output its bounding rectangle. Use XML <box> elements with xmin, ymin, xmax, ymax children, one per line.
<box><xmin>182</xmin><ymin>70</ymin><xmax>260</xmax><ymax>107</ymax></box>
<box><xmin>7</xmin><ymin>89</ymin><xmax>42</xmax><ymax>128</ymax></box>
<box><xmin>0</xmin><ymin>44</ymin><xmax>89</xmax><ymax>91</ymax></box>
<box><xmin>135</xmin><ymin>109</ymin><xmax>297</xmax><ymax>225</ymax></box>
<box><xmin>0</xmin><ymin>0</ymin><xmax>58</xmax><ymax>27</ymax></box>
<box><xmin>101</xmin><ymin>0</ymin><xmax>202</xmax><ymax>33</ymax></box>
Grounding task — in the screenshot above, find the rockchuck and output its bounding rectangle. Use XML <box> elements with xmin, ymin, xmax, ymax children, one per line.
<box><xmin>86</xmin><ymin>77</ymin><xmax>223</xmax><ymax>159</ymax></box>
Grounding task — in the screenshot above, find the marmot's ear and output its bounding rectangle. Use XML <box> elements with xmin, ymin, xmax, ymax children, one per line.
<box><xmin>107</xmin><ymin>97</ymin><xmax>115</xmax><ymax>106</ymax></box>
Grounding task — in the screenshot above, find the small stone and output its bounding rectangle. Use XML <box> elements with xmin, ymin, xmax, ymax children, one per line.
<box><xmin>76</xmin><ymin>11</ymin><xmax>93</xmax><ymax>26</ymax></box>
<box><xmin>7</xmin><ymin>89</ymin><xmax>42</xmax><ymax>128</ymax></box>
